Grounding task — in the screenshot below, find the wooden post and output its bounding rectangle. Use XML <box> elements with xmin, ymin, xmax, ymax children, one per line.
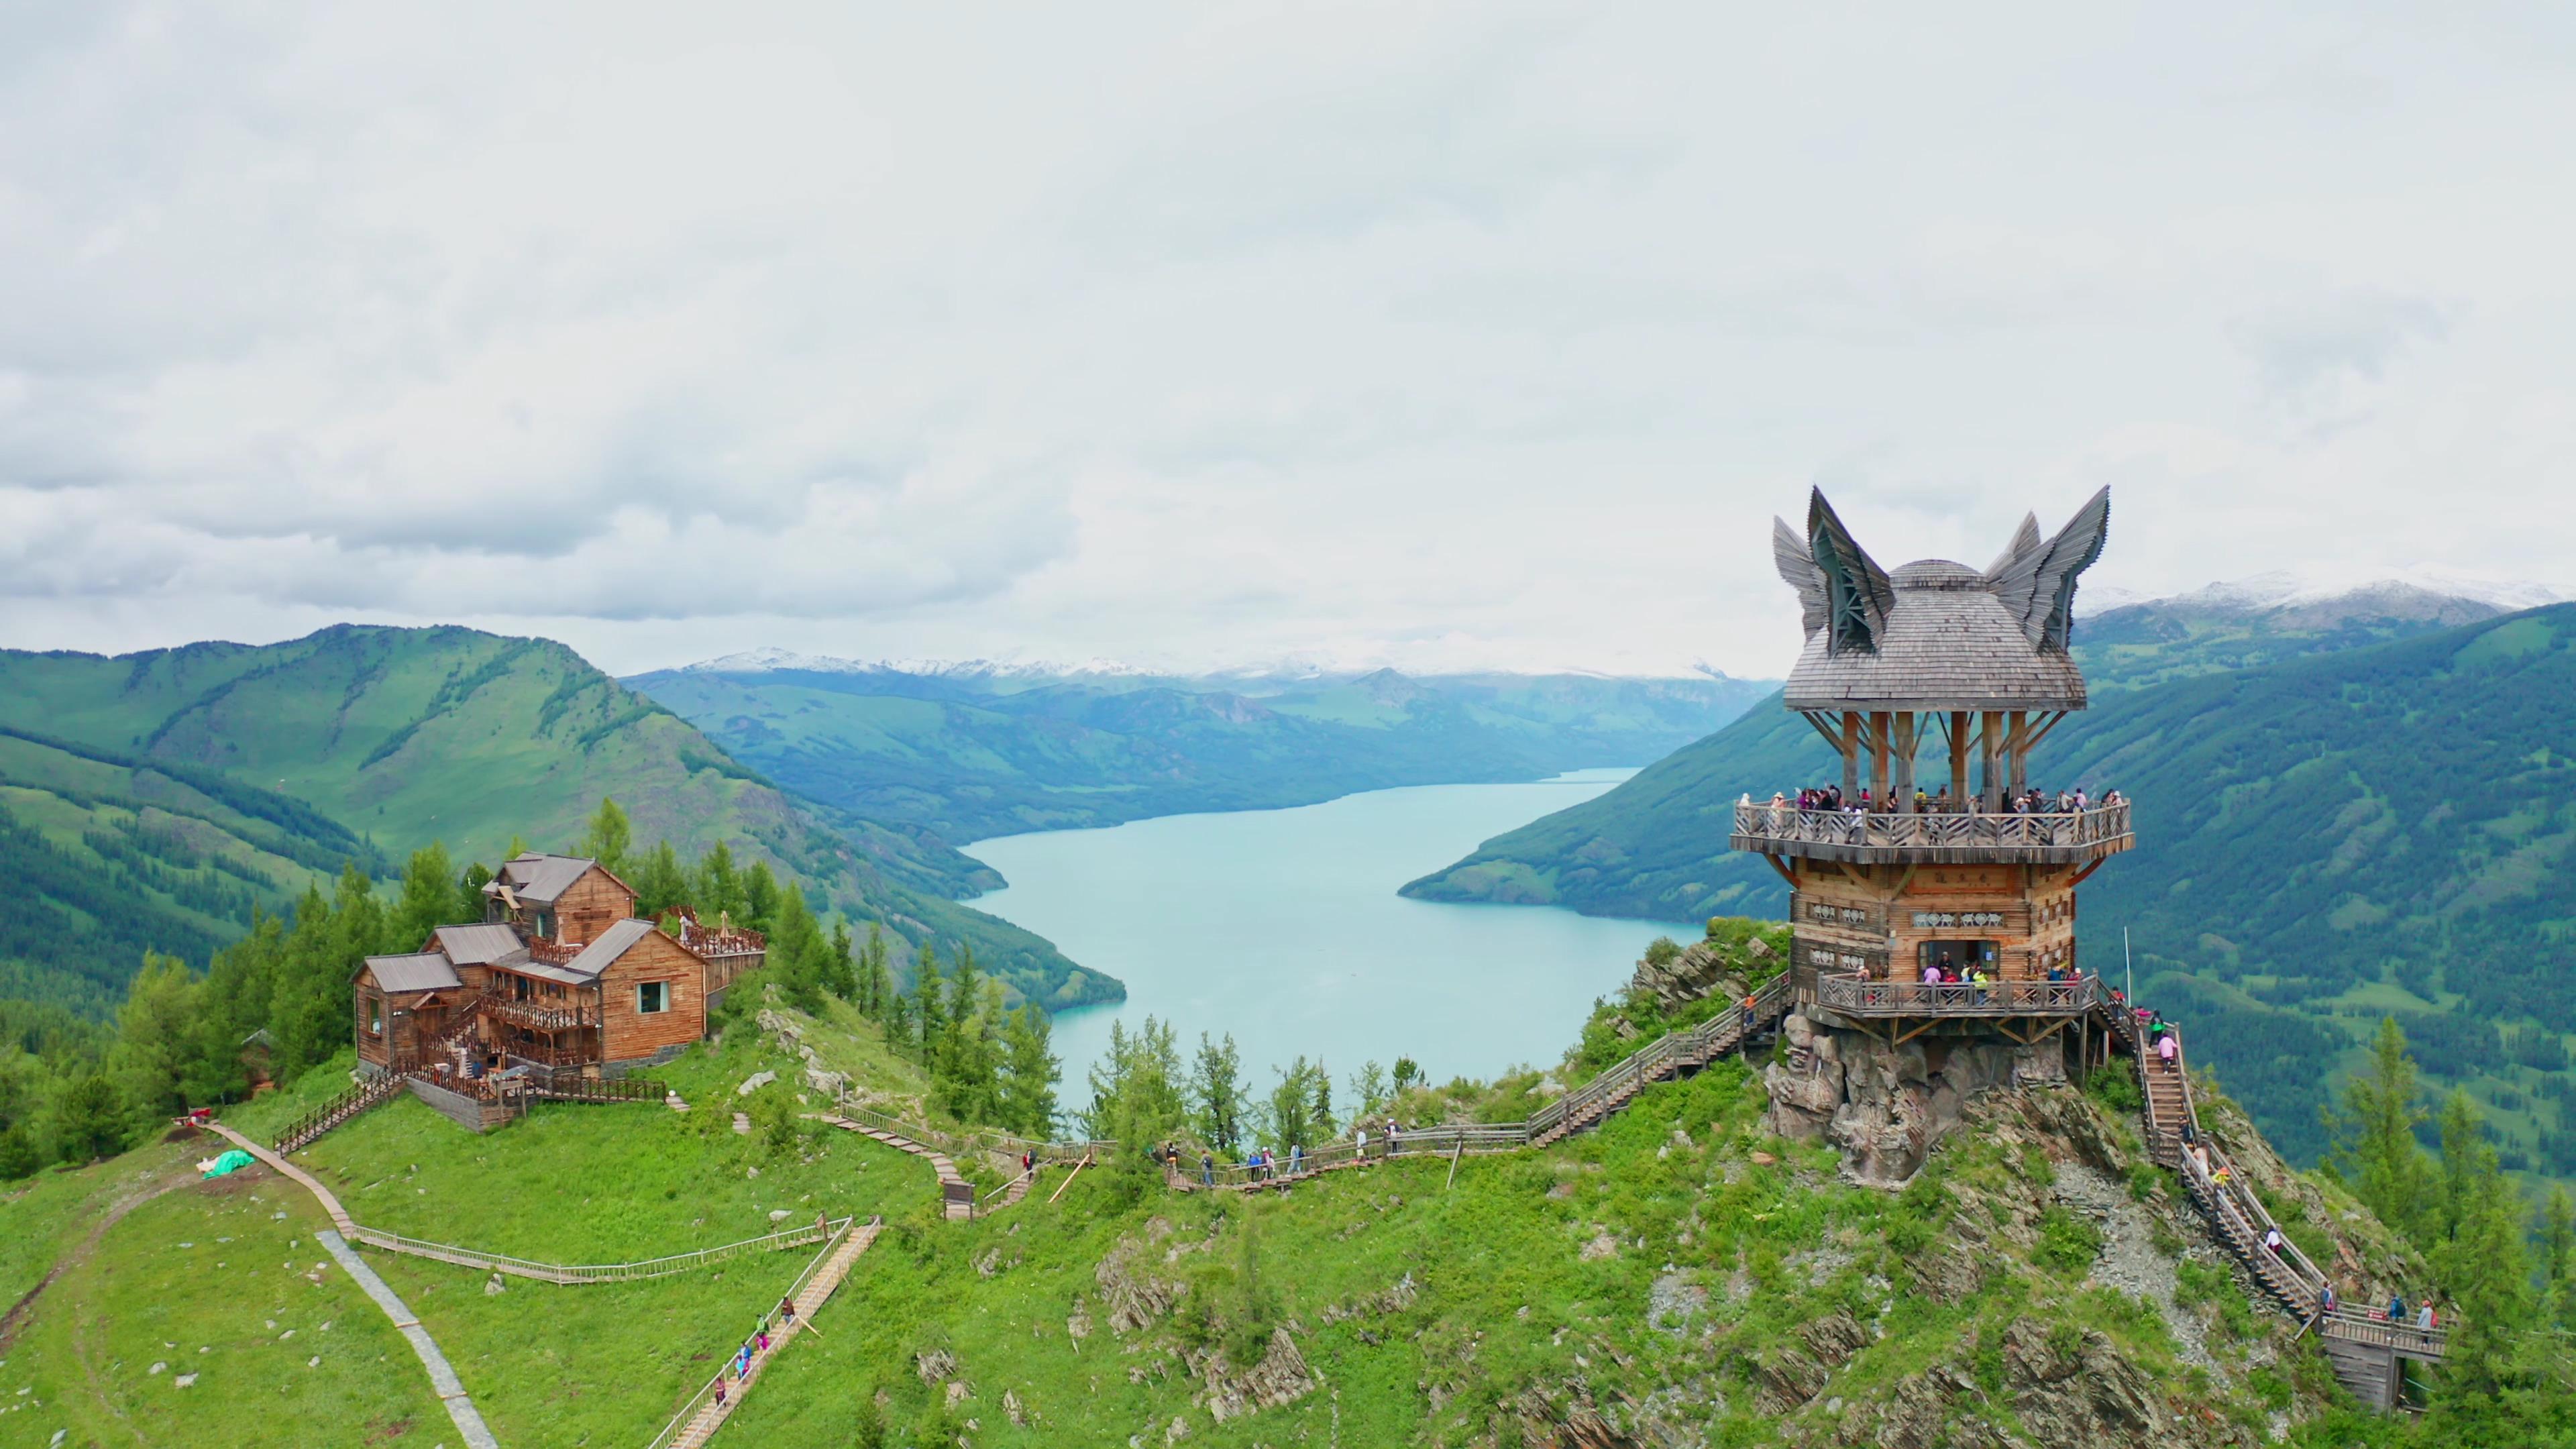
<box><xmin>1893</xmin><ymin>712</ymin><xmax>1917</xmax><ymax>813</ymax></box>
<box><xmin>2007</xmin><ymin>710</ymin><xmax>2029</xmax><ymax>798</ymax></box>
<box><xmin>1948</xmin><ymin>710</ymin><xmax>1969</xmax><ymax>805</ymax></box>
<box><xmin>1840</xmin><ymin>712</ymin><xmax>1861</xmax><ymax>801</ymax></box>
<box><xmin>1979</xmin><ymin>711</ymin><xmax>2002</xmax><ymax>811</ymax></box>
<box><xmin>1869</xmin><ymin>711</ymin><xmax>1890</xmax><ymax>806</ymax></box>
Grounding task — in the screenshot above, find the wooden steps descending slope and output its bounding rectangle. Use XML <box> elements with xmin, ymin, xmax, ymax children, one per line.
<box><xmin>657</xmin><ymin>1222</ymin><xmax>882</xmax><ymax>1449</ymax></box>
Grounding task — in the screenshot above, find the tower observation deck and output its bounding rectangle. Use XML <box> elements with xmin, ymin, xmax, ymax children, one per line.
<box><xmin>1735</xmin><ymin>488</ymin><xmax>2129</xmax><ymax>1042</ymax></box>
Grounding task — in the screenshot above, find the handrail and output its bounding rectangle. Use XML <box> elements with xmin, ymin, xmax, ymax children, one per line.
<box><xmin>2103</xmin><ymin>1005</ymin><xmax>2448</xmax><ymax>1358</ymax></box>
<box><xmin>1733</xmin><ymin>800</ymin><xmax>2131</xmax><ymax>857</ymax></box>
<box><xmin>351</xmin><ymin>1216</ymin><xmax>851</xmax><ymax>1286</ymax></box>
<box><xmin>642</xmin><ymin>1216</ymin><xmax>875</xmax><ymax>1449</ymax></box>
<box><xmin>1818</xmin><ymin>973</ymin><xmax>2100</xmax><ymax>1017</ymax></box>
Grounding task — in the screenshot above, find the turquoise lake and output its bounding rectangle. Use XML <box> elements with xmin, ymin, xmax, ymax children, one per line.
<box><xmin>964</xmin><ymin>770</ymin><xmax>1700</xmax><ymax>1111</ymax></box>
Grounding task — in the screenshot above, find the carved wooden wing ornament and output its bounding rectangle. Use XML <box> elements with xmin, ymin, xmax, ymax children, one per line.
<box><xmin>1772</xmin><ymin>517</ymin><xmax>1829</xmax><ymax>638</ymax></box>
<box><xmin>1985</xmin><ymin>486</ymin><xmax>2110</xmax><ymax>653</ymax></box>
<box><xmin>1803</xmin><ymin>488</ymin><xmax>1892</xmax><ymax>655</ymax></box>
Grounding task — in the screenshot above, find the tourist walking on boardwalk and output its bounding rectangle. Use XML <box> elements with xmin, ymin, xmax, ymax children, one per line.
<box><xmin>2263</xmin><ymin>1226</ymin><xmax>2286</xmax><ymax>1260</ymax></box>
<box><xmin>780</xmin><ymin>1295</ymin><xmax>796</xmax><ymax>1325</ymax></box>
<box><xmin>1387</xmin><ymin>1118</ymin><xmax>1402</xmax><ymax>1155</ymax></box>
<box><xmin>1201</xmin><ymin>1151</ymin><xmax>1214</xmax><ymax>1187</ymax></box>
<box><xmin>2157</xmin><ymin>1032</ymin><xmax>2179</xmax><ymax>1073</ymax></box>
<box><xmin>2320</xmin><ymin>1282</ymin><xmax>2337</xmax><ymax>1316</ymax></box>
<box><xmin>1291</xmin><ymin>1142</ymin><xmax>1303</xmax><ymax>1175</ymax></box>
<box><xmin>1354</xmin><ymin>1126</ymin><xmax>1369</xmax><ymax>1162</ymax></box>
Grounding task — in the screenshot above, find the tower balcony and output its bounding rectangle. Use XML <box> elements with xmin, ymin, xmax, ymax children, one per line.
<box><xmin>1815</xmin><ymin>970</ymin><xmax>2104</xmax><ymax>1019</ymax></box>
<box><xmin>1731</xmin><ymin>798</ymin><xmax>2133</xmax><ymax>865</ymax></box>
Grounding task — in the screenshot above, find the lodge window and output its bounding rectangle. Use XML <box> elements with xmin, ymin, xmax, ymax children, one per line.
<box><xmin>537</xmin><ymin>910</ymin><xmax>557</xmax><ymax>940</ymax></box>
<box><xmin>366</xmin><ymin>996</ymin><xmax>382</xmax><ymax>1036</ymax></box>
<box><xmin>638</xmin><ymin>981</ymin><xmax>669</xmax><ymax>1015</ymax></box>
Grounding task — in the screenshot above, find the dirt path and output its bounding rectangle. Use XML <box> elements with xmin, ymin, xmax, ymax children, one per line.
<box><xmin>0</xmin><ymin>1151</ymin><xmax>197</xmax><ymax>1354</ymax></box>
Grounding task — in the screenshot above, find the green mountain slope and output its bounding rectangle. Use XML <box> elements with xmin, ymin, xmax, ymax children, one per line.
<box><xmin>0</xmin><ymin>727</ymin><xmax>370</xmax><ymax>1013</ymax></box>
<box><xmin>1405</xmin><ymin>604</ymin><xmax>2576</xmax><ymax>1166</ymax></box>
<box><xmin>627</xmin><ymin>661</ymin><xmax>1772</xmax><ymax>844</ymax></box>
<box><xmin>0</xmin><ymin>627</ymin><xmax>1114</xmax><ymax>1012</ymax></box>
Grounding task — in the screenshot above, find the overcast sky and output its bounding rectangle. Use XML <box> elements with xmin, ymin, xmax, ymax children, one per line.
<box><xmin>3</xmin><ymin>5</ymin><xmax>2570</xmax><ymax>680</ymax></box>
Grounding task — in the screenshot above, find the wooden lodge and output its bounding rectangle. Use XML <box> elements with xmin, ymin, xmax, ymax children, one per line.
<box><xmin>352</xmin><ymin>851</ymin><xmax>767</xmax><ymax>1081</ymax></box>
<box><xmin>1737</xmin><ymin>488</ymin><xmax>2130</xmax><ymax>1047</ymax></box>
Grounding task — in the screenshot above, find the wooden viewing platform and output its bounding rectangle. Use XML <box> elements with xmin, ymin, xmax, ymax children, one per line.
<box><xmin>1731</xmin><ymin>799</ymin><xmax>2133</xmax><ymax>864</ymax></box>
<box><xmin>1815</xmin><ymin>971</ymin><xmax>2101</xmax><ymax>1018</ymax></box>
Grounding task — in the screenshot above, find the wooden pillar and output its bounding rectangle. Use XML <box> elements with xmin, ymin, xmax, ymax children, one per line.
<box><xmin>1893</xmin><ymin>712</ymin><xmax>1917</xmax><ymax>812</ymax></box>
<box><xmin>1841</xmin><ymin>711</ymin><xmax>1860</xmax><ymax>801</ymax></box>
<box><xmin>1979</xmin><ymin>710</ymin><xmax>2002</xmax><ymax>811</ymax></box>
<box><xmin>2007</xmin><ymin>710</ymin><xmax>2029</xmax><ymax>798</ymax></box>
<box><xmin>1947</xmin><ymin>711</ymin><xmax>1969</xmax><ymax>805</ymax></box>
<box><xmin>1869</xmin><ymin>711</ymin><xmax>1890</xmax><ymax>806</ymax></box>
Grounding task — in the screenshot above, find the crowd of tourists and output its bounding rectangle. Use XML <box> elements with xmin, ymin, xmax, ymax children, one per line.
<box><xmin>1752</xmin><ymin>784</ymin><xmax>2123</xmax><ymax>816</ymax></box>
<box><xmin>1151</xmin><ymin>1115</ymin><xmax>1419</xmax><ymax>1187</ymax></box>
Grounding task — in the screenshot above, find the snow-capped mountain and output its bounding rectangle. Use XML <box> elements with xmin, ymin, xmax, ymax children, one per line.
<box><xmin>2080</xmin><ymin>568</ymin><xmax>2565</xmax><ymax>623</ymax></box>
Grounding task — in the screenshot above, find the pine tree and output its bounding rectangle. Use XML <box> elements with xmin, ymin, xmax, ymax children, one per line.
<box><xmin>580</xmin><ymin>797</ymin><xmax>633</xmax><ymax>877</ymax></box>
<box><xmin>2432</xmin><ymin>1100</ymin><xmax>2532</xmax><ymax>1396</ymax></box>
<box><xmin>770</xmin><ymin>888</ymin><xmax>828</xmax><ymax>1015</ymax></box>
<box><xmin>696</xmin><ymin>841</ymin><xmax>743</xmax><ymax>922</ymax></box>
<box><xmin>391</xmin><ymin>841</ymin><xmax>459</xmax><ymax>949</ymax></box>
<box><xmin>457</xmin><ymin>861</ymin><xmax>494</xmax><ymax>922</ymax></box>
<box><xmin>744</xmin><ymin>861</ymin><xmax>781</xmax><ymax>933</ymax></box>
<box><xmin>1191</xmin><ymin>1033</ymin><xmax>1246</xmax><ymax>1154</ymax></box>
<box><xmin>52</xmin><ymin>1072</ymin><xmax>127</xmax><ymax>1165</ymax></box>
<box><xmin>2324</xmin><ymin>1016</ymin><xmax>2432</xmax><ymax>1239</ymax></box>
<box><xmin>111</xmin><ymin>952</ymin><xmax>211</xmax><ymax>1124</ymax></box>
<box><xmin>633</xmin><ymin>841</ymin><xmax>688</xmax><ymax>918</ymax></box>
<box><xmin>822</xmin><ymin>920</ymin><xmax>857</xmax><ymax>1002</ymax></box>
<box><xmin>858</xmin><ymin>924</ymin><xmax>890</xmax><ymax>1016</ymax></box>
<box><xmin>912</xmin><ymin>942</ymin><xmax>947</xmax><ymax>1057</ymax></box>
<box><xmin>999</xmin><ymin>1006</ymin><xmax>1061</xmax><ymax>1137</ymax></box>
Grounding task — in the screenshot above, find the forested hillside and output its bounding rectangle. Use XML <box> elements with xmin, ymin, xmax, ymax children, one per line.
<box><xmin>629</xmin><ymin>659</ymin><xmax>1772</xmax><ymax>844</ymax></box>
<box><xmin>0</xmin><ymin>627</ymin><xmax>1112</xmax><ymax>1015</ymax></box>
<box><xmin>1405</xmin><ymin>604</ymin><xmax>2576</xmax><ymax>1167</ymax></box>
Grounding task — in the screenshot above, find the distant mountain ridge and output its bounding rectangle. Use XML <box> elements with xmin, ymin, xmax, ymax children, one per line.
<box><xmin>628</xmin><ymin>657</ymin><xmax>1778</xmax><ymax>845</ymax></box>
<box><xmin>0</xmin><ymin>626</ymin><xmax>1116</xmax><ymax>1014</ymax></box>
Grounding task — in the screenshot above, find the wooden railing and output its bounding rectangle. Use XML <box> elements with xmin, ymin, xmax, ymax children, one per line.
<box><xmin>642</xmin><ymin>1216</ymin><xmax>873</xmax><ymax>1449</ymax></box>
<box><xmin>276</xmin><ymin>1071</ymin><xmax>408</xmax><ymax>1153</ymax></box>
<box><xmin>490</xmin><ymin>997</ymin><xmax>598</xmax><ymax>1032</ymax></box>
<box><xmin>356</xmin><ymin>1215</ymin><xmax>851</xmax><ymax>1287</ymax></box>
<box><xmin>1732</xmin><ymin>800</ymin><xmax>2132</xmax><ymax>858</ymax></box>
<box><xmin>531</xmin><ymin>1075</ymin><xmax>667</xmax><ymax>1105</ymax></box>
<box><xmin>826</xmin><ymin>1099</ymin><xmax>1114</xmax><ymax>1167</ymax></box>
<box><xmin>1817</xmin><ymin>973</ymin><xmax>2101</xmax><ymax>1017</ymax></box>
<box><xmin>2098</xmin><ymin>1003</ymin><xmax>2447</xmax><ymax>1361</ymax></box>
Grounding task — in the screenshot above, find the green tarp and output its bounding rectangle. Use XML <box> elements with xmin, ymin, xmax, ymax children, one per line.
<box><xmin>201</xmin><ymin>1148</ymin><xmax>257</xmax><ymax>1179</ymax></box>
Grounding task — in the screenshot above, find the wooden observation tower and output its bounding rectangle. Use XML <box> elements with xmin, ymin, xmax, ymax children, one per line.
<box><xmin>1733</xmin><ymin>487</ymin><xmax>2131</xmax><ymax>1051</ymax></box>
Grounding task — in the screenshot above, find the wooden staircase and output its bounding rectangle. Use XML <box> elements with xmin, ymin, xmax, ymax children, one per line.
<box><xmin>1527</xmin><ymin>975</ymin><xmax>1790</xmax><ymax>1148</ymax></box>
<box><xmin>651</xmin><ymin>1220</ymin><xmax>883</xmax><ymax>1449</ymax></box>
<box><xmin>2096</xmin><ymin>1002</ymin><xmax>2443</xmax><ymax>1409</ymax></box>
<box><xmin>275</xmin><ymin>1070</ymin><xmax>409</xmax><ymax>1154</ymax></box>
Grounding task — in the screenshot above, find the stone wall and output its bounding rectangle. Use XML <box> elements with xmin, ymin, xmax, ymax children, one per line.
<box><xmin>407</xmin><ymin>1076</ymin><xmax>506</xmax><ymax>1132</ymax></box>
<box><xmin>1764</xmin><ymin>1008</ymin><xmax>2068</xmax><ymax>1187</ymax></box>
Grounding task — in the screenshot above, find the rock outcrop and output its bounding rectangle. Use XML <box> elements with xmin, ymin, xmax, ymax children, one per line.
<box><xmin>1765</xmin><ymin>1008</ymin><xmax>2066</xmax><ymax>1186</ymax></box>
<box><xmin>1625</xmin><ymin>932</ymin><xmax>1778</xmax><ymax>1012</ymax></box>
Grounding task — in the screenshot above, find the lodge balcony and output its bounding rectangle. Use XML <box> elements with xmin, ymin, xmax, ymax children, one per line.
<box><xmin>1731</xmin><ymin>799</ymin><xmax>2133</xmax><ymax>865</ymax></box>
<box><xmin>487</xmin><ymin>997</ymin><xmax>600</xmax><ymax>1032</ymax></box>
<box><xmin>1815</xmin><ymin>971</ymin><xmax>2104</xmax><ymax>1019</ymax></box>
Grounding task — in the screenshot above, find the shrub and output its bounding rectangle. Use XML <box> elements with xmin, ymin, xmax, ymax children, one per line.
<box><xmin>1644</xmin><ymin>936</ymin><xmax>1683</xmax><ymax>969</ymax></box>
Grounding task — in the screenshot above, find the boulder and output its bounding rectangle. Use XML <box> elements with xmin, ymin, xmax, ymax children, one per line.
<box><xmin>735</xmin><ymin>1069</ymin><xmax>777</xmax><ymax>1097</ymax></box>
<box><xmin>1764</xmin><ymin>1008</ymin><xmax>2070</xmax><ymax>1187</ymax></box>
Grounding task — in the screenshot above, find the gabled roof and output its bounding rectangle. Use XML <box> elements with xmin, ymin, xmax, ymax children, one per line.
<box><xmin>557</xmin><ymin>917</ymin><xmax>665</xmax><ymax>980</ymax></box>
<box><xmin>483</xmin><ymin>853</ymin><xmax>602</xmax><ymax>906</ymax></box>
<box><xmin>428</xmin><ymin>922</ymin><xmax>529</xmax><ymax>968</ymax></box>
<box><xmin>362</xmin><ymin>951</ymin><xmax>464</xmax><ymax>994</ymax></box>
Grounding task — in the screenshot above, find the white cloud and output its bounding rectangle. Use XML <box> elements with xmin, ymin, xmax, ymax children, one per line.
<box><xmin>1</xmin><ymin>3</ymin><xmax>2573</xmax><ymax>678</ymax></box>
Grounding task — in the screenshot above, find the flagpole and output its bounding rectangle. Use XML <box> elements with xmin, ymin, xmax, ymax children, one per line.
<box><xmin>2124</xmin><ymin>926</ymin><xmax>2133</xmax><ymax>1007</ymax></box>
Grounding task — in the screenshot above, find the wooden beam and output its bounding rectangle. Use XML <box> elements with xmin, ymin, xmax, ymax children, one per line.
<box><xmin>1893</xmin><ymin>712</ymin><xmax>1917</xmax><ymax>812</ymax></box>
<box><xmin>1841</xmin><ymin>711</ymin><xmax>1861</xmax><ymax>801</ymax></box>
<box><xmin>1979</xmin><ymin>710</ymin><xmax>2002</xmax><ymax>811</ymax></box>
<box><xmin>1800</xmin><ymin>711</ymin><xmax>1844</xmax><ymax>751</ymax></box>
<box><xmin>1949</xmin><ymin>710</ymin><xmax>1970</xmax><ymax>804</ymax></box>
<box><xmin>1869</xmin><ymin>711</ymin><xmax>1891</xmax><ymax>805</ymax></box>
<box><xmin>2006</xmin><ymin>710</ymin><xmax>2029</xmax><ymax>798</ymax></box>
<box><xmin>1760</xmin><ymin>853</ymin><xmax>1797</xmax><ymax>886</ymax></box>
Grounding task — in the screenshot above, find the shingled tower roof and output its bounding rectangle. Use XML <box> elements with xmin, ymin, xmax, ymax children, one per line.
<box><xmin>1774</xmin><ymin>487</ymin><xmax>2109</xmax><ymax>713</ymax></box>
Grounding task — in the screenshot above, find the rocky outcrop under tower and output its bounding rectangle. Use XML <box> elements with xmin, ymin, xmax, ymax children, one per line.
<box><xmin>1765</xmin><ymin>1008</ymin><xmax>2068</xmax><ymax>1187</ymax></box>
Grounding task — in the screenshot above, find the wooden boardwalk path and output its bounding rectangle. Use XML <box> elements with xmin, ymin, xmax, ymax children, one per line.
<box><xmin>2095</xmin><ymin>1002</ymin><xmax>2446</xmax><ymax>1406</ymax></box>
<box><xmin>816</xmin><ymin>1114</ymin><xmax>975</xmax><ymax>1220</ymax></box>
<box><xmin>649</xmin><ymin>1221</ymin><xmax>882</xmax><ymax>1449</ymax></box>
